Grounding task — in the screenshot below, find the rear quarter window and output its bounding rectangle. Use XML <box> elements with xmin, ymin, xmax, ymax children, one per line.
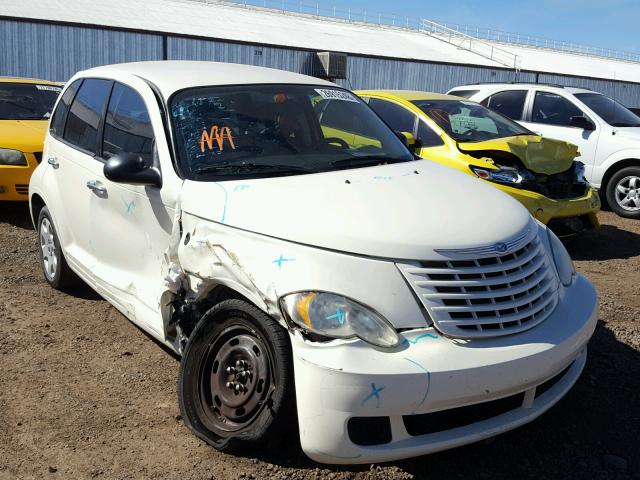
<box><xmin>50</xmin><ymin>79</ymin><xmax>82</xmax><ymax>138</ymax></box>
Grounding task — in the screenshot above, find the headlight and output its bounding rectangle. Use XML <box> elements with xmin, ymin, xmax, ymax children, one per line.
<box><xmin>0</xmin><ymin>148</ymin><xmax>27</xmax><ymax>166</ymax></box>
<box><xmin>471</xmin><ymin>165</ymin><xmax>526</xmax><ymax>185</ymax></box>
<box><xmin>280</xmin><ymin>292</ymin><xmax>400</xmax><ymax>348</ymax></box>
<box><xmin>547</xmin><ymin>229</ymin><xmax>576</xmax><ymax>287</ymax></box>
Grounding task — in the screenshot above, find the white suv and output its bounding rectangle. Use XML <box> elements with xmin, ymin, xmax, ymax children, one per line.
<box><xmin>448</xmin><ymin>83</ymin><xmax>640</xmax><ymax>219</ymax></box>
<box><xmin>30</xmin><ymin>61</ymin><xmax>597</xmax><ymax>464</ymax></box>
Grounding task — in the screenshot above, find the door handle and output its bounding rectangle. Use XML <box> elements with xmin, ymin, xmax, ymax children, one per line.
<box><xmin>86</xmin><ymin>180</ymin><xmax>107</xmax><ymax>195</ymax></box>
<box><xmin>47</xmin><ymin>157</ymin><xmax>59</xmax><ymax>169</ymax></box>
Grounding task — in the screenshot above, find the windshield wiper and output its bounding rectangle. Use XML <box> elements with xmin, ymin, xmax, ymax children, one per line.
<box><xmin>331</xmin><ymin>156</ymin><xmax>408</xmax><ymax>169</ymax></box>
<box><xmin>193</xmin><ymin>162</ymin><xmax>313</xmax><ymax>176</ymax></box>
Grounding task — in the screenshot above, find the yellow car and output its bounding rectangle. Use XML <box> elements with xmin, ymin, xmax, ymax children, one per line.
<box><xmin>356</xmin><ymin>90</ymin><xmax>600</xmax><ymax>235</ymax></box>
<box><xmin>0</xmin><ymin>77</ymin><xmax>63</xmax><ymax>201</ymax></box>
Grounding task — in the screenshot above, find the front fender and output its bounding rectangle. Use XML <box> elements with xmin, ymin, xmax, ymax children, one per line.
<box><xmin>175</xmin><ymin>212</ymin><xmax>429</xmax><ymax>330</ymax></box>
<box><xmin>592</xmin><ymin>149</ymin><xmax>640</xmax><ymax>188</ymax></box>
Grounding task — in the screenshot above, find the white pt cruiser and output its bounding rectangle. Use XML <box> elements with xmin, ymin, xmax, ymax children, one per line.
<box><xmin>30</xmin><ymin>61</ymin><xmax>597</xmax><ymax>464</ymax></box>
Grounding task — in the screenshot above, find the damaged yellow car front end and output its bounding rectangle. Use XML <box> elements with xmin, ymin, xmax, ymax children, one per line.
<box><xmin>358</xmin><ymin>90</ymin><xmax>600</xmax><ymax>234</ymax></box>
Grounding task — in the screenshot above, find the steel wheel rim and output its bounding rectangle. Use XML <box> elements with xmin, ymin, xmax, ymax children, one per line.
<box><xmin>40</xmin><ymin>218</ymin><xmax>58</xmax><ymax>280</ymax></box>
<box><xmin>615</xmin><ymin>175</ymin><xmax>640</xmax><ymax>211</ymax></box>
<box><xmin>198</xmin><ymin>323</ymin><xmax>273</xmax><ymax>435</ymax></box>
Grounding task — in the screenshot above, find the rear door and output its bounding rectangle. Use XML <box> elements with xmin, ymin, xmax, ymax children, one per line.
<box><xmin>44</xmin><ymin>78</ymin><xmax>113</xmax><ymax>277</ymax></box>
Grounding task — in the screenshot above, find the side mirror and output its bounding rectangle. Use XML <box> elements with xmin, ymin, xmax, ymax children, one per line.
<box><xmin>396</xmin><ymin>131</ymin><xmax>416</xmax><ymax>147</ymax></box>
<box><xmin>103</xmin><ymin>153</ymin><xmax>162</xmax><ymax>188</ymax></box>
<box><xmin>569</xmin><ymin>115</ymin><xmax>595</xmax><ymax>131</ymax></box>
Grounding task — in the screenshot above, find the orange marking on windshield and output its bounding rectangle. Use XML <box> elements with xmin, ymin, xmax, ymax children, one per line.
<box><xmin>200</xmin><ymin>125</ymin><xmax>236</xmax><ymax>152</ymax></box>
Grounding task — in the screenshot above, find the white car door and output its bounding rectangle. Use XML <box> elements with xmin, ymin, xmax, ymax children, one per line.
<box><xmin>520</xmin><ymin>90</ymin><xmax>600</xmax><ymax>176</ymax></box>
<box><xmin>43</xmin><ymin>78</ymin><xmax>113</xmax><ymax>278</ymax></box>
<box><xmin>87</xmin><ymin>79</ymin><xmax>179</xmax><ymax>336</ymax></box>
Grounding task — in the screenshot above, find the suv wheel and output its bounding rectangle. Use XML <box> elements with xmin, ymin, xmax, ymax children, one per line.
<box><xmin>178</xmin><ymin>299</ymin><xmax>295</xmax><ymax>453</ymax></box>
<box><xmin>606</xmin><ymin>166</ymin><xmax>640</xmax><ymax>219</ymax></box>
<box><xmin>37</xmin><ymin>206</ymin><xmax>78</xmax><ymax>290</ymax></box>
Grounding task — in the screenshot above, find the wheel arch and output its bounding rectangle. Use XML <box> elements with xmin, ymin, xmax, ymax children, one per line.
<box><xmin>601</xmin><ymin>158</ymin><xmax>640</xmax><ymax>194</ymax></box>
<box><xmin>29</xmin><ymin>193</ymin><xmax>46</xmax><ymax>229</ymax></box>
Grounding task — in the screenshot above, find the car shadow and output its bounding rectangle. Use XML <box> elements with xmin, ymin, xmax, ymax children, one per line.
<box><xmin>0</xmin><ymin>201</ymin><xmax>33</xmax><ymax>230</ymax></box>
<box><xmin>565</xmin><ymin>224</ymin><xmax>640</xmax><ymax>261</ymax></box>
<box><xmin>251</xmin><ymin>321</ymin><xmax>638</xmax><ymax>478</ymax></box>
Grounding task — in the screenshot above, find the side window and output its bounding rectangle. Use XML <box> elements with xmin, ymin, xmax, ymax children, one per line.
<box><xmin>50</xmin><ymin>79</ymin><xmax>82</xmax><ymax>137</ymax></box>
<box><xmin>532</xmin><ymin>91</ymin><xmax>583</xmax><ymax>127</ymax></box>
<box><xmin>102</xmin><ymin>83</ymin><xmax>155</xmax><ymax>163</ymax></box>
<box><xmin>416</xmin><ymin>121</ymin><xmax>444</xmax><ymax>148</ymax></box>
<box><xmin>368</xmin><ymin>98</ymin><xmax>417</xmax><ymax>134</ymax></box>
<box><xmin>63</xmin><ymin>79</ymin><xmax>113</xmax><ymax>154</ymax></box>
<box><xmin>484</xmin><ymin>90</ymin><xmax>527</xmax><ymax>120</ymax></box>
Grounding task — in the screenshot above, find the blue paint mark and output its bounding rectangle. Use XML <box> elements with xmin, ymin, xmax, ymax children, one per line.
<box><xmin>272</xmin><ymin>254</ymin><xmax>295</xmax><ymax>269</ymax></box>
<box><xmin>121</xmin><ymin>197</ymin><xmax>135</xmax><ymax>215</ymax></box>
<box><xmin>214</xmin><ymin>183</ymin><xmax>229</xmax><ymax>223</ymax></box>
<box><xmin>325</xmin><ymin>308</ymin><xmax>345</xmax><ymax>325</ymax></box>
<box><xmin>361</xmin><ymin>382</ymin><xmax>385</xmax><ymax>408</ymax></box>
<box><xmin>233</xmin><ymin>184</ymin><xmax>250</xmax><ymax>192</ymax></box>
<box><xmin>402</xmin><ymin>332</ymin><xmax>438</xmax><ymax>346</ymax></box>
<box><xmin>404</xmin><ymin>357</ymin><xmax>430</xmax><ymax>413</ymax></box>
<box><xmin>373</xmin><ymin>175</ymin><xmax>392</xmax><ymax>180</ymax></box>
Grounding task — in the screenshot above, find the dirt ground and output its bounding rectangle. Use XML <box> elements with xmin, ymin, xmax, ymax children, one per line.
<box><xmin>1</xmin><ymin>202</ymin><xmax>638</xmax><ymax>480</ymax></box>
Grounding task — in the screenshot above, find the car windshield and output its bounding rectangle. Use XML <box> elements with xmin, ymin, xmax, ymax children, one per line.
<box><xmin>412</xmin><ymin>99</ymin><xmax>532</xmax><ymax>143</ymax></box>
<box><xmin>0</xmin><ymin>83</ymin><xmax>62</xmax><ymax>120</ymax></box>
<box><xmin>170</xmin><ymin>84</ymin><xmax>414</xmax><ymax>180</ymax></box>
<box><xmin>574</xmin><ymin>92</ymin><xmax>640</xmax><ymax>127</ymax></box>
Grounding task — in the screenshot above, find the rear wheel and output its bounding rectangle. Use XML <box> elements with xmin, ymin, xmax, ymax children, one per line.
<box><xmin>37</xmin><ymin>206</ymin><xmax>78</xmax><ymax>290</ymax></box>
<box><xmin>606</xmin><ymin>166</ymin><xmax>640</xmax><ymax>219</ymax></box>
<box><xmin>178</xmin><ymin>299</ymin><xmax>294</xmax><ymax>453</ymax></box>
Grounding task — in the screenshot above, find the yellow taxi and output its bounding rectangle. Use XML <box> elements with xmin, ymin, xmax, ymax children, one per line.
<box><xmin>0</xmin><ymin>77</ymin><xmax>63</xmax><ymax>201</ymax></box>
<box><xmin>356</xmin><ymin>90</ymin><xmax>600</xmax><ymax>234</ymax></box>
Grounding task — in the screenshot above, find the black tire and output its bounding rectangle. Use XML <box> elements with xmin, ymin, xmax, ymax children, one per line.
<box><xmin>606</xmin><ymin>166</ymin><xmax>640</xmax><ymax>219</ymax></box>
<box><xmin>178</xmin><ymin>299</ymin><xmax>295</xmax><ymax>453</ymax></box>
<box><xmin>37</xmin><ymin>206</ymin><xmax>78</xmax><ymax>290</ymax></box>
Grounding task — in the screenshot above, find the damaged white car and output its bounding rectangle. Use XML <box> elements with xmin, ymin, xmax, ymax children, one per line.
<box><xmin>29</xmin><ymin>61</ymin><xmax>598</xmax><ymax>464</ymax></box>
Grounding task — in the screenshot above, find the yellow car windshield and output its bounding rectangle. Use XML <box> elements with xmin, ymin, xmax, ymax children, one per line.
<box><xmin>413</xmin><ymin>99</ymin><xmax>533</xmax><ymax>143</ymax></box>
<box><xmin>0</xmin><ymin>83</ymin><xmax>62</xmax><ymax>120</ymax></box>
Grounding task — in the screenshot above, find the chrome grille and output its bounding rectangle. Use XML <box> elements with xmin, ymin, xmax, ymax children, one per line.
<box><xmin>397</xmin><ymin>234</ymin><xmax>558</xmax><ymax>338</ymax></box>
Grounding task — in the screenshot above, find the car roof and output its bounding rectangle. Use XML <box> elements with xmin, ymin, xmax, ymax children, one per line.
<box><xmin>0</xmin><ymin>76</ymin><xmax>63</xmax><ymax>86</ymax></box>
<box><xmin>356</xmin><ymin>89</ymin><xmax>465</xmax><ymax>101</ymax></box>
<box><xmin>79</xmin><ymin>61</ymin><xmax>336</xmax><ymax>96</ymax></box>
<box><xmin>450</xmin><ymin>83</ymin><xmax>596</xmax><ymax>95</ymax></box>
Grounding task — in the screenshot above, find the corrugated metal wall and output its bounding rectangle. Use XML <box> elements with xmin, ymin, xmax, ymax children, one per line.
<box><xmin>0</xmin><ymin>19</ymin><xmax>163</xmax><ymax>81</ymax></box>
<box><xmin>2</xmin><ymin>19</ymin><xmax>640</xmax><ymax>106</ymax></box>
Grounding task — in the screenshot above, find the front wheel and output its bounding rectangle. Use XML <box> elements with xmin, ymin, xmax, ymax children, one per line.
<box><xmin>606</xmin><ymin>166</ymin><xmax>640</xmax><ymax>219</ymax></box>
<box><xmin>178</xmin><ymin>299</ymin><xmax>295</xmax><ymax>453</ymax></box>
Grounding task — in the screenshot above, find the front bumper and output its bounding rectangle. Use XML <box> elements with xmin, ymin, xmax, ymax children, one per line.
<box><xmin>292</xmin><ymin>274</ymin><xmax>597</xmax><ymax>464</ymax></box>
<box><xmin>495</xmin><ymin>183</ymin><xmax>600</xmax><ymax>230</ymax></box>
<box><xmin>0</xmin><ymin>153</ymin><xmax>38</xmax><ymax>201</ymax></box>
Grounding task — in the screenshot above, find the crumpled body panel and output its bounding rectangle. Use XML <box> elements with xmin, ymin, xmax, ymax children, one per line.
<box><xmin>458</xmin><ymin>135</ymin><xmax>578</xmax><ymax>175</ymax></box>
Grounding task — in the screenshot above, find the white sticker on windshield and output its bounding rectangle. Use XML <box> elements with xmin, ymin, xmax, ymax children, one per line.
<box><xmin>315</xmin><ymin>88</ymin><xmax>359</xmax><ymax>103</ymax></box>
<box><xmin>35</xmin><ymin>85</ymin><xmax>62</xmax><ymax>92</ymax></box>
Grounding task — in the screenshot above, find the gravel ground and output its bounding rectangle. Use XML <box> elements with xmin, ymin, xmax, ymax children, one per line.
<box><xmin>1</xmin><ymin>202</ymin><xmax>638</xmax><ymax>480</ymax></box>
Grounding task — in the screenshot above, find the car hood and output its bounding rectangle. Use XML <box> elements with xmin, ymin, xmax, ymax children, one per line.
<box><xmin>0</xmin><ymin>120</ymin><xmax>48</xmax><ymax>152</ymax></box>
<box><xmin>457</xmin><ymin>135</ymin><xmax>578</xmax><ymax>175</ymax></box>
<box><xmin>179</xmin><ymin>161</ymin><xmax>531</xmax><ymax>260</ymax></box>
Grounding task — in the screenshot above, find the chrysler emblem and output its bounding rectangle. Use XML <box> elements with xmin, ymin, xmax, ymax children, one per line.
<box><xmin>494</xmin><ymin>242</ymin><xmax>508</xmax><ymax>253</ymax></box>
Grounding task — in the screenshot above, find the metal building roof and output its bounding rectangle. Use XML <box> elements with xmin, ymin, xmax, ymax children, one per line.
<box><xmin>2</xmin><ymin>0</ymin><xmax>639</xmax><ymax>84</ymax></box>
